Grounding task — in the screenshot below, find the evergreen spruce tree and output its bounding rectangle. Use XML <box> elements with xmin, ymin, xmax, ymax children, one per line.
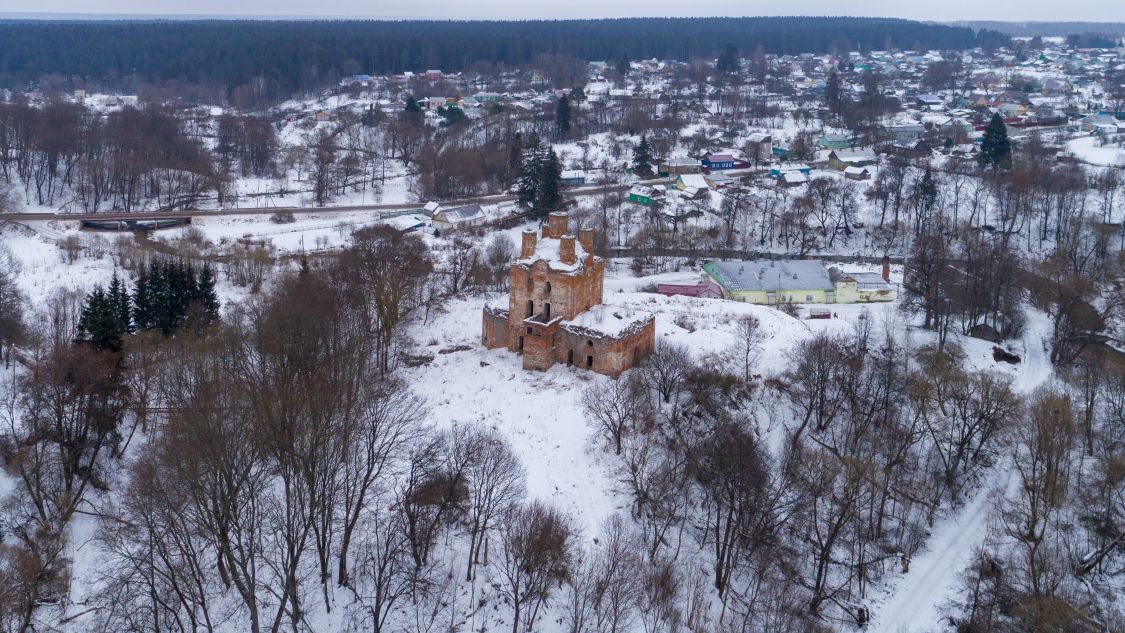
<box><xmin>77</xmin><ymin>286</ymin><xmax>124</xmax><ymax>352</ymax></box>
<box><xmin>632</xmin><ymin>135</ymin><xmax>654</xmax><ymax>177</ymax></box>
<box><xmin>978</xmin><ymin>113</ymin><xmax>1011</xmax><ymax>169</ymax></box>
<box><xmin>132</xmin><ymin>267</ymin><xmax>153</xmax><ymax>332</ymax></box>
<box><xmin>616</xmin><ymin>56</ymin><xmax>630</xmax><ymax>84</ymax></box>
<box><xmin>149</xmin><ymin>260</ymin><xmax>177</xmax><ymax>336</ymax></box>
<box><xmin>403</xmin><ymin>95</ymin><xmax>424</xmax><ymax>126</ymax></box>
<box><xmin>517</xmin><ymin>140</ymin><xmax>546</xmax><ymax>209</ymax></box>
<box><xmin>555</xmin><ymin>94</ymin><xmax>571</xmax><ymax>137</ymax></box>
<box><xmin>915</xmin><ymin>167</ymin><xmax>938</xmax><ymax>229</ymax></box>
<box><xmin>825</xmin><ymin>69</ymin><xmax>842</xmax><ymax>117</ymax></box>
<box><xmin>197</xmin><ymin>263</ymin><xmax>221</xmax><ymax>324</ymax></box>
<box><xmin>716</xmin><ymin>43</ymin><xmax>740</xmax><ymax>73</ymax></box>
<box><xmin>108</xmin><ymin>271</ymin><xmax>132</xmax><ymax>334</ymax></box>
<box><xmin>535</xmin><ymin>148</ymin><xmax>563</xmax><ymax>216</ymax></box>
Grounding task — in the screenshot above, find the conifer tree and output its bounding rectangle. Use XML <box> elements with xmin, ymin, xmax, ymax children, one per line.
<box><xmin>132</xmin><ymin>268</ymin><xmax>153</xmax><ymax>332</ymax></box>
<box><xmin>978</xmin><ymin>113</ymin><xmax>1011</xmax><ymax>169</ymax></box>
<box><xmin>108</xmin><ymin>271</ymin><xmax>132</xmax><ymax>334</ymax></box>
<box><xmin>615</xmin><ymin>56</ymin><xmax>630</xmax><ymax>84</ymax></box>
<box><xmin>197</xmin><ymin>262</ymin><xmax>221</xmax><ymax>324</ymax></box>
<box><xmin>555</xmin><ymin>94</ymin><xmax>571</xmax><ymax>137</ymax></box>
<box><xmin>517</xmin><ymin>140</ymin><xmax>545</xmax><ymax>209</ymax></box>
<box><xmin>77</xmin><ymin>286</ymin><xmax>124</xmax><ymax>352</ymax></box>
<box><xmin>825</xmin><ymin>69</ymin><xmax>843</xmax><ymax>118</ymax></box>
<box><xmin>716</xmin><ymin>43</ymin><xmax>740</xmax><ymax>73</ymax></box>
<box><xmin>632</xmin><ymin>135</ymin><xmax>654</xmax><ymax>177</ymax></box>
<box><xmin>536</xmin><ymin>149</ymin><xmax>563</xmax><ymax>216</ymax></box>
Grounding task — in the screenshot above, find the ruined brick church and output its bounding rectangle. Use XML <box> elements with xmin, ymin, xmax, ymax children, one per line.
<box><xmin>482</xmin><ymin>211</ymin><xmax>655</xmax><ymax>377</ymax></box>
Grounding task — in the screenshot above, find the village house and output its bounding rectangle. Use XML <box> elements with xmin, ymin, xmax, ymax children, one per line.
<box><xmin>701</xmin><ymin>153</ymin><xmax>736</xmax><ymax>171</ymax></box>
<box><xmin>883</xmin><ymin>123</ymin><xmax>926</xmax><ymax>144</ymax></box>
<box><xmin>430</xmin><ymin>203</ymin><xmax>486</xmax><ymax>232</ymax></box>
<box><xmin>659</xmin><ymin>157</ymin><xmax>703</xmax><ymax>176</ymax></box>
<box><xmin>675</xmin><ymin>173</ymin><xmax>711</xmax><ymax>192</ymax></box>
<box><xmin>768</xmin><ymin>162</ymin><xmax>811</xmax><ymax>178</ymax></box>
<box><xmin>916</xmin><ymin>93</ymin><xmax>944</xmax><ymax>108</ymax></box>
<box><xmin>827</xmin><ymin>149</ymin><xmax>877</xmax><ymax>171</ymax></box>
<box><xmin>745</xmin><ymin>132</ymin><xmax>774</xmax><ymax>162</ymax></box>
<box><xmin>818</xmin><ymin>134</ymin><xmax>853</xmax><ymax>150</ymax></box>
<box><xmin>701</xmin><ymin>258</ymin><xmax>895</xmax><ymax>304</ymax></box>
<box><xmin>829</xmin><ymin>267</ymin><xmax>895</xmax><ymax>302</ymax></box>
<box><xmin>628</xmin><ymin>185</ymin><xmax>658</xmax><ymax>206</ymax></box>
<box><xmin>482</xmin><ymin>212</ymin><xmax>655</xmax><ymax>377</ymax></box>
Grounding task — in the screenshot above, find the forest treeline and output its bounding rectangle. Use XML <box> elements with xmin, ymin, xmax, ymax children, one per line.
<box><xmin>0</xmin><ymin>17</ymin><xmax>1008</xmax><ymax>98</ymax></box>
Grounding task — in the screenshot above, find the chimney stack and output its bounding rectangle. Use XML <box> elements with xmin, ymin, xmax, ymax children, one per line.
<box><xmin>881</xmin><ymin>255</ymin><xmax>890</xmax><ymax>282</ymax></box>
<box><xmin>546</xmin><ymin>211</ymin><xmax>568</xmax><ymax>239</ymax></box>
<box><xmin>521</xmin><ymin>229</ymin><xmax>537</xmax><ymax>259</ymax></box>
<box><xmin>559</xmin><ymin>234</ymin><xmax>577</xmax><ymax>265</ymax></box>
<box><xmin>578</xmin><ymin>227</ymin><xmax>595</xmax><ymax>260</ymax></box>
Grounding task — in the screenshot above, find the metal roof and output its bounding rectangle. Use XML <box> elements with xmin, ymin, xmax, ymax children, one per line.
<box><xmin>703</xmin><ymin>260</ymin><xmax>835</xmax><ymax>293</ymax></box>
<box><xmin>435</xmin><ymin>204</ymin><xmax>484</xmax><ymax>223</ymax></box>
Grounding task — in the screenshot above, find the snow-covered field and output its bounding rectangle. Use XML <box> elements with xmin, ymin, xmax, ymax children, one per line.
<box><xmin>1065</xmin><ymin>136</ymin><xmax>1125</xmax><ymax>166</ymax></box>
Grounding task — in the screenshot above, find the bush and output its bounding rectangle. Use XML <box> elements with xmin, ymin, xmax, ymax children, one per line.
<box><xmin>270</xmin><ymin>210</ymin><xmax>296</xmax><ymax>224</ymax></box>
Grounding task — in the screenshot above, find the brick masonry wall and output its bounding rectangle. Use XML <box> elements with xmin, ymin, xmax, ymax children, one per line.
<box><xmin>482</xmin><ymin>211</ymin><xmax>652</xmax><ymax>378</ymax></box>
<box><xmin>481</xmin><ymin>307</ymin><xmax>509</xmax><ymax>349</ymax></box>
<box><xmin>507</xmin><ymin>258</ymin><xmax>603</xmax><ymax>342</ymax></box>
<box><xmin>520</xmin><ymin>319</ymin><xmax>561</xmax><ymax>372</ymax></box>
<box><xmin>558</xmin><ymin>317</ymin><xmax>655</xmax><ymax>378</ymax></box>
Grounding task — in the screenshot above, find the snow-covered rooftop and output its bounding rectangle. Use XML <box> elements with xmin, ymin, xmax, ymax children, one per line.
<box><xmin>518</xmin><ymin>236</ymin><xmax>590</xmax><ymax>273</ymax></box>
<box><xmin>704</xmin><ymin>260</ymin><xmax>835</xmax><ymax>293</ymax></box>
<box><xmin>563</xmin><ymin>303</ymin><xmax>652</xmax><ymax>337</ymax></box>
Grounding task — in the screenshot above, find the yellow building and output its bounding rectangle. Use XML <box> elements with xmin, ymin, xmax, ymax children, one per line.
<box><xmin>832</xmin><ymin>272</ymin><xmax>895</xmax><ymax>303</ymax></box>
<box><xmin>701</xmin><ymin>261</ymin><xmax>895</xmax><ymax>305</ymax></box>
<box><xmin>702</xmin><ymin>260</ymin><xmax>837</xmax><ymax>304</ymax></box>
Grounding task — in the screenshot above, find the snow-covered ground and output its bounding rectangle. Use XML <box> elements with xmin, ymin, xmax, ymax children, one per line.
<box><xmin>1065</xmin><ymin>135</ymin><xmax>1125</xmax><ymax>167</ymax></box>
<box><xmin>0</xmin><ymin>208</ymin><xmax>1089</xmax><ymax>633</ymax></box>
<box><xmin>866</xmin><ymin>309</ymin><xmax>1056</xmax><ymax>633</ymax></box>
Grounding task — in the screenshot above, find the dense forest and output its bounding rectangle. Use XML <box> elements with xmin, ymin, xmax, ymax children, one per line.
<box><xmin>0</xmin><ymin>17</ymin><xmax>1008</xmax><ymax>99</ymax></box>
<box><xmin>950</xmin><ymin>20</ymin><xmax>1125</xmax><ymax>37</ymax></box>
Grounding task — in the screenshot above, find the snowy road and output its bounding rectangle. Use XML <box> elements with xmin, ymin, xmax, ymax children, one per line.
<box><xmin>868</xmin><ymin>471</ymin><xmax>1010</xmax><ymax>633</ymax></box>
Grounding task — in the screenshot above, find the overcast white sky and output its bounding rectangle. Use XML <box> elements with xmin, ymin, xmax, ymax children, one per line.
<box><xmin>0</xmin><ymin>2</ymin><xmax>1122</xmax><ymax>23</ymax></box>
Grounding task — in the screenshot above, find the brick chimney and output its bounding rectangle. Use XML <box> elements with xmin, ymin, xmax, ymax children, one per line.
<box><xmin>578</xmin><ymin>227</ymin><xmax>595</xmax><ymax>259</ymax></box>
<box><xmin>546</xmin><ymin>211</ymin><xmax>568</xmax><ymax>239</ymax></box>
<box><xmin>559</xmin><ymin>234</ymin><xmax>577</xmax><ymax>265</ymax></box>
<box><xmin>881</xmin><ymin>255</ymin><xmax>890</xmax><ymax>282</ymax></box>
<box><xmin>521</xmin><ymin>229</ymin><xmax>537</xmax><ymax>259</ymax></box>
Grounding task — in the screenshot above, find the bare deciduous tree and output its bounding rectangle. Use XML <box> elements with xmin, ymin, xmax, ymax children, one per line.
<box><xmin>496</xmin><ymin>501</ymin><xmax>577</xmax><ymax>633</ymax></box>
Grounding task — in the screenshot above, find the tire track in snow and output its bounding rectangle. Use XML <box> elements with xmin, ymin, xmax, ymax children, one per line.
<box><xmin>869</xmin><ymin>471</ymin><xmax>1010</xmax><ymax>633</ymax></box>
